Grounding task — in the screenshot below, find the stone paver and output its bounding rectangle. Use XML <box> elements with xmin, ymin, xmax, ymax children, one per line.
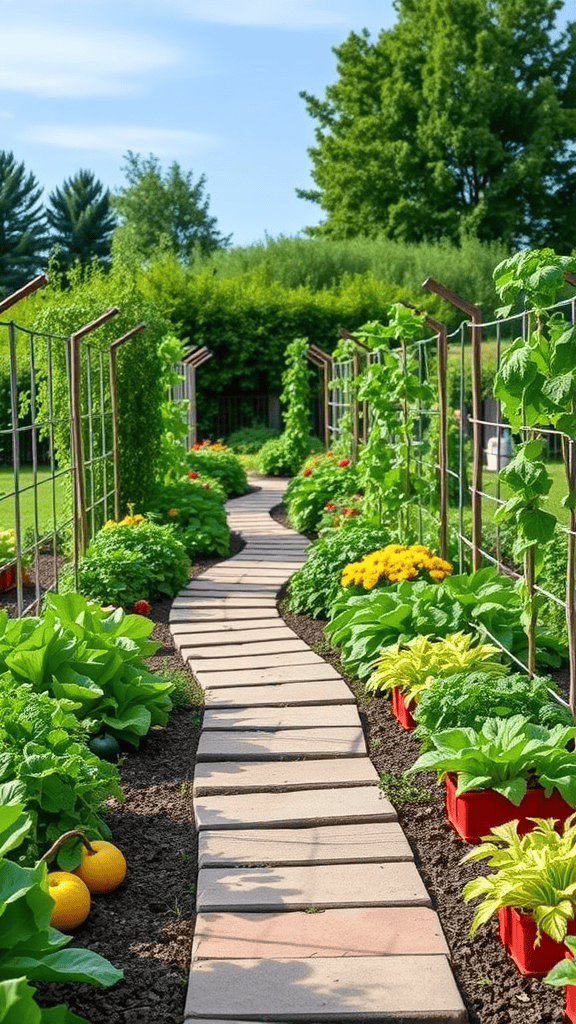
<box><xmin>195</xmin><ymin>663</ymin><xmax>342</xmax><ymax>687</ymax></box>
<box><xmin>198</xmin><ymin>822</ymin><xmax>411</xmax><ymax>867</ymax></box>
<box><xmin>196</xmin><ymin>861</ymin><xmax>432</xmax><ymax>912</ymax></box>
<box><xmin>171</xmin><ymin>481</ymin><xmax>467</xmax><ymax>1024</ymax></box>
<box><xmin>203</xmin><ymin>680</ymin><xmax>355</xmax><ymax>707</ymax></box>
<box><xmin>193</xmin><ymin>758</ymin><xmax>379</xmax><ymax>796</ymax></box>
<box><xmin>192</xmin><ymin>907</ymin><xmax>450</xmax><ymax>958</ymax></box>
<box><xmin>196</xmin><ymin>727</ymin><xmax>367</xmax><ymax>761</ymax></box>
<box><xmin>185</xmin><ymin>956</ymin><xmax>467</xmax><ymax>1022</ymax></box>
<box><xmin>202</xmin><ymin>705</ymin><xmax>360</xmax><ymax>730</ymax></box>
<box><xmin>194</xmin><ymin>787</ymin><xmax>395</xmax><ymax>830</ymax></box>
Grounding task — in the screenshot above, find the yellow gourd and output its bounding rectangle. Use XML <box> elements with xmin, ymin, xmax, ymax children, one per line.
<box><xmin>47</xmin><ymin>872</ymin><xmax>91</xmax><ymax>931</ymax></box>
<box><xmin>73</xmin><ymin>839</ymin><xmax>127</xmax><ymax>894</ymax></box>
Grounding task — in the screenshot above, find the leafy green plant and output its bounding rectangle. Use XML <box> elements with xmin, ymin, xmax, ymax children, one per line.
<box><xmin>226</xmin><ymin>424</ymin><xmax>280</xmax><ymax>454</ymax></box>
<box><xmin>0</xmin><ymin>678</ymin><xmax>123</xmax><ymax>866</ymax></box>
<box><xmin>0</xmin><ymin>790</ymin><xmax>122</xmax><ymax>1022</ymax></box>
<box><xmin>158</xmin><ymin>333</ymin><xmax>194</xmax><ymax>482</ymax></box>
<box><xmin>462</xmin><ymin>815</ymin><xmax>576</xmax><ymax>945</ymax></box>
<box><xmin>406</xmin><ymin>714</ymin><xmax>576</xmax><ymax>807</ymax></box>
<box><xmin>73</xmin><ymin>515</ymin><xmax>190</xmax><ymax>606</ymax></box>
<box><xmin>413</xmin><ymin>670</ymin><xmax>573</xmax><ymax>751</ymax></box>
<box><xmin>187</xmin><ymin>442</ymin><xmax>249</xmax><ymax>497</ymax></box>
<box><xmin>284</xmin><ymin>452</ymin><xmax>362</xmax><ymax>533</ymax></box>
<box><xmin>258</xmin><ymin>435</ymin><xmax>323</xmax><ymax>477</ymax></box>
<box><xmin>257</xmin><ymin>337</ymin><xmax>319</xmax><ymax>476</ymax></box>
<box><xmin>543</xmin><ymin>933</ymin><xmax>576</xmax><ymax>988</ymax></box>
<box><xmin>377</xmin><ymin>770</ymin><xmax>433</xmax><ymax>806</ymax></box>
<box><xmin>366</xmin><ymin>633</ymin><xmax>508</xmax><ymax>704</ymax></box>
<box><xmin>0</xmin><ymin>593</ymin><xmax>175</xmax><ymax>748</ymax></box>
<box><xmin>287</xmin><ymin>521</ymin><xmax>394</xmax><ymax>618</ymax></box>
<box><xmin>325</xmin><ymin>566</ymin><xmax>565</xmax><ymax>679</ymax></box>
<box><xmin>147</xmin><ymin>477</ymin><xmax>230</xmax><ymax>557</ymax></box>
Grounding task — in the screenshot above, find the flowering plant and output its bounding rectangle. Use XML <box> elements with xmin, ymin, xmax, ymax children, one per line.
<box><xmin>341</xmin><ymin>544</ymin><xmax>452</xmax><ymax>590</ymax></box>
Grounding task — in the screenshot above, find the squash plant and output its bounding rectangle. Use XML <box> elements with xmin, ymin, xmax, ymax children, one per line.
<box><xmin>492</xmin><ymin>248</ymin><xmax>576</xmax><ymax>682</ymax></box>
<box><xmin>462</xmin><ymin>815</ymin><xmax>576</xmax><ymax>945</ymax></box>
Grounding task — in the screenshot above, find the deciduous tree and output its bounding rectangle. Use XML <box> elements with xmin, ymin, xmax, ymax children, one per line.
<box><xmin>298</xmin><ymin>0</ymin><xmax>576</xmax><ymax>248</ymax></box>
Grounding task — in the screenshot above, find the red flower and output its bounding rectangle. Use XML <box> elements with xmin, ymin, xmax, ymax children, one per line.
<box><xmin>324</xmin><ymin>502</ymin><xmax>337</xmax><ymax>512</ymax></box>
<box><xmin>342</xmin><ymin>507</ymin><xmax>360</xmax><ymax>517</ymax></box>
<box><xmin>303</xmin><ymin>467</ymin><xmax>312</xmax><ymax>477</ymax></box>
<box><xmin>338</xmin><ymin>458</ymin><xmax>350</xmax><ymax>468</ymax></box>
<box><xmin>192</xmin><ymin>443</ymin><xmax>202</xmax><ymax>450</ymax></box>
<box><xmin>188</xmin><ymin>470</ymin><xmax>198</xmax><ymax>479</ymax></box>
<box><xmin>133</xmin><ymin>599</ymin><xmax>152</xmax><ymax>616</ymax></box>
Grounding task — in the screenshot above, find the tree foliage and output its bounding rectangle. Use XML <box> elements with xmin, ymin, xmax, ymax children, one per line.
<box><xmin>0</xmin><ymin>151</ymin><xmax>48</xmax><ymax>297</ymax></box>
<box><xmin>46</xmin><ymin>169</ymin><xmax>116</xmax><ymax>272</ymax></box>
<box><xmin>112</xmin><ymin>151</ymin><xmax>230</xmax><ymax>264</ymax></box>
<box><xmin>298</xmin><ymin>0</ymin><xmax>576</xmax><ymax>249</ymax></box>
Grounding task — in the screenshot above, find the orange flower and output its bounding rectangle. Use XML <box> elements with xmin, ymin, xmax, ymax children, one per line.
<box><xmin>167</xmin><ymin>508</ymin><xmax>179</xmax><ymax>517</ymax></box>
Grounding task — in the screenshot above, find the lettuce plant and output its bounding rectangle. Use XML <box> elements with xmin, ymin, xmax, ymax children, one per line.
<box><xmin>406</xmin><ymin>714</ymin><xmax>576</xmax><ymax>807</ymax></box>
<box><xmin>462</xmin><ymin>815</ymin><xmax>576</xmax><ymax>944</ymax></box>
<box><xmin>413</xmin><ymin>670</ymin><xmax>573</xmax><ymax>750</ymax></box>
<box><xmin>0</xmin><ymin>595</ymin><xmax>175</xmax><ymax>748</ymax></box>
<box><xmin>366</xmin><ymin>633</ymin><xmax>507</xmax><ymax>704</ymax></box>
<box><xmin>0</xmin><ymin>789</ymin><xmax>122</xmax><ymax>1022</ymax></box>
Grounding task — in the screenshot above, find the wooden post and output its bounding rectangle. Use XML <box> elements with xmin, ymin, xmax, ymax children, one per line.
<box><xmin>109</xmin><ymin>324</ymin><xmax>146</xmax><ymax>520</ymax></box>
<box><xmin>423</xmin><ymin>279</ymin><xmax>483</xmax><ymax>570</ymax></box>
<box><xmin>183</xmin><ymin>346</ymin><xmax>213</xmax><ymax>446</ymax></box>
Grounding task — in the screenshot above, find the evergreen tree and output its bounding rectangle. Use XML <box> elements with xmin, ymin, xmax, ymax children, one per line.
<box><xmin>112</xmin><ymin>152</ymin><xmax>231</xmax><ymax>264</ymax></box>
<box><xmin>0</xmin><ymin>151</ymin><xmax>48</xmax><ymax>297</ymax></box>
<box><xmin>46</xmin><ymin>169</ymin><xmax>116</xmax><ymax>271</ymax></box>
<box><xmin>298</xmin><ymin>0</ymin><xmax>576</xmax><ymax>249</ymax></box>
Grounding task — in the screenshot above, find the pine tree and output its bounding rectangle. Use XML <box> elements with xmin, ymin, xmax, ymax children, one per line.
<box><xmin>46</xmin><ymin>169</ymin><xmax>116</xmax><ymax>271</ymax></box>
<box><xmin>0</xmin><ymin>151</ymin><xmax>48</xmax><ymax>297</ymax></box>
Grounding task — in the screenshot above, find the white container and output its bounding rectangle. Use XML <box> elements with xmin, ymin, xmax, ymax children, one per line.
<box><xmin>485</xmin><ymin>429</ymin><xmax>513</xmax><ymax>471</ymax></box>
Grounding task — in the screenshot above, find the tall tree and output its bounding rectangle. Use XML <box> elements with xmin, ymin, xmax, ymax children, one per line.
<box><xmin>46</xmin><ymin>169</ymin><xmax>116</xmax><ymax>271</ymax></box>
<box><xmin>298</xmin><ymin>0</ymin><xmax>576</xmax><ymax>249</ymax></box>
<box><xmin>112</xmin><ymin>152</ymin><xmax>231</xmax><ymax>263</ymax></box>
<box><xmin>0</xmin><ymin>151</ymin><xmax>48</xmax><ymax>297</ymax></box>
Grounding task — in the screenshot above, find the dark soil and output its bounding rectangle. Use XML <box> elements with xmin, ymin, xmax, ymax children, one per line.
<box><xmin>27</xmin><ymin>491</ymin><xmax>569</xmax><ymax>1022</ymax></box>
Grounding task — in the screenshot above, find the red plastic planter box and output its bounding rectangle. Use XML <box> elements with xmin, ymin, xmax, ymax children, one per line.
<box><xmin>497</xmin><ymin>907</ymin><xmax>576</xmax><ymax>977</ymax></box>
<box><xmin>0</xmin><ymin>567</ymin><xmax>15</xmax><ymax>593</ymax></box>
<box><xmin>390</xmin><ymin>687</ymin><xmax>416</xmax><ymax>730</ymax></box>
<box><xmin>567</xmin><ymin>976</ymin><xmax>576</xmax><ymax>1023</ymax></box>
<box><xmin>444</xmin><ymin>772</ymin><xmax>574</xmax><ymax>844</ymax></box>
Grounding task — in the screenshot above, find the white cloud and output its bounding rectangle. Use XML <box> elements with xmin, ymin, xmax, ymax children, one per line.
<box><xmin>20</xmin><ymin>124</ymin><xmax>222</xmax><ymax>155</ymax></box>
<box><xmin>168</xmin><ymin>0</ymin><xmax>346</xmax><ymax>29</ymax></box>
<box><xmin>0</xmin><ymin>111</ymin><xmax>13</xmax><ymax>119</ymax></box>
<box><xmin>0</xmin><ymin>25</ymin><xmax>182</xmax><ymax>97</ymax></box>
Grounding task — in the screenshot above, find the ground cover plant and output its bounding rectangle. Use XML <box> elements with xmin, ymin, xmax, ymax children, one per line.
<box><xmin>187</xmin><ymin>441</ymin><xmax>249</xmax><ymax>497</ymax></box>
<box><xmin>71</xmin><ymin>514</ymin><xmax>190</xmax><ymax>608</ymax></box>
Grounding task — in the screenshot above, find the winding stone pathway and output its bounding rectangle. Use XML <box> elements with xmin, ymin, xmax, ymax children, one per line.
<box><xmin>170</xmin><ymin>479</ymin><xmax>468</xmax><ymax>1023</ymax></box>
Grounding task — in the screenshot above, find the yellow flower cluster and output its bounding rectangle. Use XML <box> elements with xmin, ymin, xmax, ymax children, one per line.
<box><xmin>341</xmin><ymin>544</ymin><xmax>452</xmax><ymax>591</ymax></box>
<box><xmin>103</xmin><ymin>514</ymin><xmax>145</xmax><ymax>530</ymax></box>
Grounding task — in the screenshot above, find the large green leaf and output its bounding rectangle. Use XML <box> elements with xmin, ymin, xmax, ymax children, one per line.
<box><xmin>3</xmin><ymin>948</ymin><xmax>123</xmax><ymax>987</ymax></box>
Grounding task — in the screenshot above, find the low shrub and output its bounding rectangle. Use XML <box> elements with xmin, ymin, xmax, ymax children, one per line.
<box><xmin>73</xmin><ymin>513</ymin><xmax>190</xmax><ymax>607</ymax></box>
<box><xmin>147</xmin><ymin>477</ymin><xmax>230</xmax><ymax>557</ymax></box>
<box><xmin>284</xmin><ymin>452</ymin><xmax>362</xmax><ymax>532</ymax></box>
<box><xmin>226</xmin><ymin>424</ymin><xmax>280</xmax><ymax>454</ymax></box>
<box><xmin>187</xmin><ymin>441</ymin><xmax>249</xmax><ymax>496</ymax></box>
<box><xmin>257</xmin><ymin>434</ymin><xmax>323</xmax><ymax>477</ymax></box>
<box><xmin>286</xmin><ymin>521</ymin><xmax>394</xmax><ymax>618</ymax></box>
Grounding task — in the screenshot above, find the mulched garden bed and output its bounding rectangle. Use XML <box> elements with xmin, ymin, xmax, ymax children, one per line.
<box><xmin>21</xmin><ymin>489</ymin><xmax>571</xmax><ymax>1022</ymax></box>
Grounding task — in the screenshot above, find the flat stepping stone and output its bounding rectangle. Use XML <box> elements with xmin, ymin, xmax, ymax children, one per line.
<box><xmin>196</xmin><ymin>861</ymin><xmax>431</xmax><ymax>911</ymax></box>
<box><xmin>196</xmin><ymin>727</ymin><xmax>367</xmax><ymax>761</ymax></box>
<box><xmin>185</xmin><ymin>955</ymin><xmax>467</xmax><ymax>1021</ymax></box>
<box><xmin>176</xmin><ymin>626</ymin><xmax>299</xmax><ymax>647</ymax></box>
<box><xmin>195</xmin><ymin>664</ymin><xmax>342</xmax><ymax>687</ymax></box>
<box><xmin>231</xmin><ymin>554</ymin><xmax>305</xmax><ymax>563</ymax></box>
<box><xmin>198</xmin><ymin>822</ymin><xmax>410</xmax><ymax>866</ymax></box>
<box><xmin>192</xmin><ymin>907</ymin><xmax>449</xmax><ymax>958</ymax></box>
<box><xmin>170</xmin><ymin>618</ymin><xmax>285</xmax><ymax>634</ymax></box>
<box><xmin>195</xmin><ymin>786</ymin><xmax>393</xmax><ymax>831</ymax></box>
<box><xmin>226</xmin><ymin>560</ymin><xmax>307</xmax><ymax>569</ymax></box>
<box><xmin>191</xmin><ymin>652</ymin><xmax>327</xmax><ymax>673</ymax></box>
<box><xmin>186</xmin><ymin>639</ymin><xmax>309</xmax><ymax>661</ymax></box>
<box><xmin>185</xmin><ymin>582</ymin><xmax>281</xmax><ymax>593</ymax></box>
<box><xmin>202</xmin><ymin>705</ymin><xmax>360</xmax><ymax>731</ymax></box>
<box><xmin>204</xmin><ymin>681</ymin><xmax>355</xmax><ymax>707</ymax></box>
<box><xmin>178</xmin><ymin>596</ymin><xmax>277</xmax><ymax>607</ymax></box>
<box><xmin>193</xmin><ymin>758</ymin><xmax>379</xmax><ymax>796</ymax></box>
<box><xmin>170</xmin><ymin>607</ymin><xmax>280</xmax><ymax>622</ymax></box>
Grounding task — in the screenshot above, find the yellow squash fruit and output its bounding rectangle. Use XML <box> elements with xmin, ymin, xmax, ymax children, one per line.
<box><xmin>73</xmin><ymin>839</ymin><xmax>127</xmax><ymax>894</ymax></box>
<box><xmin>48</xmin><ymin>872</ymin><xmax>91</xmax><ymax>931</ymax></box>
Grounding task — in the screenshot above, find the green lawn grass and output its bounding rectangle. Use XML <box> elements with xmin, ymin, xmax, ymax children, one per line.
<box><xmin>0</xmin><ymin>465</ymin><xmax>69</xmax><ymax>533</ymax></box>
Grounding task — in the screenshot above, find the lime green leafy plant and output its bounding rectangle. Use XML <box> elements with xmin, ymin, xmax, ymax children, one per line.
<box><xmin>462</xmin><ymin>815</ymin><xmax>576</xmax><ymax>945</ymax></box>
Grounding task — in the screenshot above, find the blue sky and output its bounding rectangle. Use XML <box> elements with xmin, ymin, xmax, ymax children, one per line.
<box><xmin>0</xmin><ymin>0</ymin><xmax>571</xmax><ymax>248</ymax></box>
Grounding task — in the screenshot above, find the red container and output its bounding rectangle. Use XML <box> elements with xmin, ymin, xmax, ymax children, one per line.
<box><xmin>390</xmin><ymin>686</ymin><xmax>416</xmax><ymax>730</ymax></box>
<box><xmin>0</xmin><ymin>567</ymin><xmax>15</xmax><ymax>593</ymax></box>
<box><xmin>444</xmin><ymin>772</ymin><xmax>575</xmax><ymax>844</ymax></box>
<box><xmin>497</xmin><ymin>906</ymin><xmax>576</xmax><ymax>976</ymax></box>
<box><xmin>567</xmin><ymin>979</ymin><xmax>576</xmax><ymax>1023</ymax></box>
